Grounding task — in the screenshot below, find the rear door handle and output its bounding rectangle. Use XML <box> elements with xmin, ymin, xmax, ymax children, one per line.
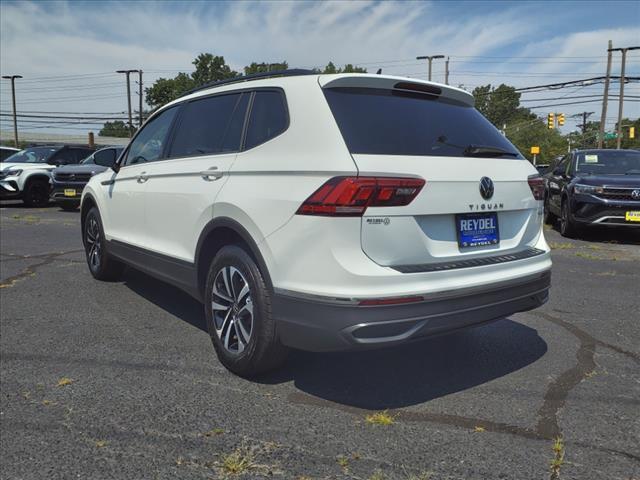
<box><xmin>137</xmin><ymin>172</ymin><xmax>149</xmax><ymax>183</ymax></box>
<box><xmin>201</xmin><ymin>167</ymin><xmax>223</xmax><ymax>181</ymax></box>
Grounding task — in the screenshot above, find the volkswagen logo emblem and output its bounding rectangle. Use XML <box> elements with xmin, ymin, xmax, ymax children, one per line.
<box><xmin>479</xmin><ymin>177</ymin><xmax>494</xmax><ymax>200</ymax></box>
<box><xmin>632</xmin><ymin>189</ymin><xmax>640</xmax><ymax>200</ymax></box>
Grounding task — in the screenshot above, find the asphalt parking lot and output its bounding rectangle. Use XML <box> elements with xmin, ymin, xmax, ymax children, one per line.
<box><xmin>1</xmin><ymin>202</ymin><xmax>639</xmax><ymax>480</ymax></box>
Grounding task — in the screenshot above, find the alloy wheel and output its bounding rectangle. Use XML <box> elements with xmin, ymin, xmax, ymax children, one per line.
<box><xmin>211</xmin><ymin>266</ymin><xmax>253</xmax><ymax>354</ymax></box>
<box><xmin>85</xmin><ymin>216</ymin><xmax>101</xmax><ymax>270</ymax></box>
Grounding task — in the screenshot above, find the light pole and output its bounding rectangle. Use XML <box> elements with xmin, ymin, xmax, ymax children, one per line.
<box><xmin>2</xmin><ymin>74</ymin><xmax>23</xmax><ymax>147</ymax></box>
<box><xmin>116</xmin><ymin>69</ymin><xmax>139</xmax><ymax>137</ymax></box>
<box><xmin>416</xmin><ymin>55</ymin><xmax>445</xmax><ymax>82</ymax></box>
<box><xmin>608</xmin><ymin>46</ymin><xmax>639</xmax><ymax>148</ymax></box>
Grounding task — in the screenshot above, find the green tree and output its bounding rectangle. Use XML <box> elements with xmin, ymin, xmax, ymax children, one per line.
<box><xmin>99</xmin><ymin>120</ymin><xmax>133</xmax><ymax>138</ymax></box>
<box><xmin>472</xmin><ymin>84</ymin><xmax>523</xmax><ymax>127</ymax></box>
<box><xmin>617</xmin><ymin>118</ymin><xmax>640</xmax><ymax>149</ymax></box>
<box><xmin>320</xmin><ymin>62</ymin><xmax>367</xmax><ymax>74</ymax></box>
<box><xmin>145</xmin><ymin>53</ymin><xmax>238</xmax><ymax>111</ymax></box>
<box><xmin>244</xmin><ymin>61</ymin><xmax>288</xmax><ymax>75</ymax></box>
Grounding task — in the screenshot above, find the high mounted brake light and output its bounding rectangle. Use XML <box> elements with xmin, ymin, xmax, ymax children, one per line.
<box><xmin>527</xmin><ymin>175</ymin><xmax>545</xmax><ymax>201</ymax></box>
<box><xmin>296</xmin><ymin>176</ymin><xmax>425</xmax><ymax>217</ymax></box>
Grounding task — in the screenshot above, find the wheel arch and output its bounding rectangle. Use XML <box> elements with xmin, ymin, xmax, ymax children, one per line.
<box><xmin>195</xmin><ymin>217</ymin><xmax>273</xmax><ymax>300</ymax></box>
<box><xmin>80</xmin><ymin>193</ymin><xmax>98</xmax><ymax>240</ymax></box>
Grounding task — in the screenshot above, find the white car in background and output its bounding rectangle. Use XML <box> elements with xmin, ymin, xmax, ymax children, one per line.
<box><xmin>81</xmin><ymin>71</ymin><xmax>551</xmax><ymax>376</ymax></box>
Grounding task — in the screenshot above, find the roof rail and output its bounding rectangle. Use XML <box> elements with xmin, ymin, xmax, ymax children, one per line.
<box><xmin>183</xmin><ymin>69</ymin><xmax>317</xmax><ymax>96</ymax></box>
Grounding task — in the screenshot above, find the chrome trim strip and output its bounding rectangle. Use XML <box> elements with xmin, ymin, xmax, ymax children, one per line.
<box><xmin>274</xmin><ymin>269</ymin><xmax>551</xmax><ymax>306</ymax></box>
<box><xmin>592</xmin><ymin>215</ymin><xmax>640</xmax><ymax>225</ymax></box>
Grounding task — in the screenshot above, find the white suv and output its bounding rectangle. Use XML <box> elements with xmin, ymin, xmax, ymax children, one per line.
<box><xmin>81</xmin><ymin>71</ymin><xmax>551</xmax><ymax>376</ymax></box>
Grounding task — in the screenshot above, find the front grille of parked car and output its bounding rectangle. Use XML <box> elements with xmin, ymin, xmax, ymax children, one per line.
<box><xmin>595</xmin><ymin>188</ymin><xmax>639</xmax><ymax>201</ymax></box>
<box><xmin>54</xmin><ymin>172</ymin><xmax>92</xmax><ymax>182</ymax></box>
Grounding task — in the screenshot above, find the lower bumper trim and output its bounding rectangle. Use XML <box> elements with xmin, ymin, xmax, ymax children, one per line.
<box><xmin>273</xmin><ymin>270</ymin><xmax>551</xmax><ymax>352</ymax></box>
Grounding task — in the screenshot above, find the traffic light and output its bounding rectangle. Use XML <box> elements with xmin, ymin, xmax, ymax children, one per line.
<box><xmin>558</xmin><ymin>113</ymin><xmax>565</xmax><ymax>126</ymax></box>
<box><xmin>547</xmin><ymin>113</ymin><xmax>555</xmax><ymax>129</ymax></box>
<box><xmin>630</xmin><ymin>126</ymin><xmax>636</xmax><ymax>139</ymax></box>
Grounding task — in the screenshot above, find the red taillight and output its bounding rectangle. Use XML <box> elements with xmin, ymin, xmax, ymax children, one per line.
<box><xmin>296</xmin><ymin>176</ymin><xmax>425</xmax><ymax>217</ymax></box>
<box><xmin>359</xmin><ymin>296</ymin><xmax>424</xmax><ymax>306</ymax></box>
<box><xmin>527</xmin><ymin>175</ymin><xmax>545</xmax><ymax>201</ymax></box>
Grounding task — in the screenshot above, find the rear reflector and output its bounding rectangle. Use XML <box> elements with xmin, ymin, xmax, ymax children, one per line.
<box><xmin>296</xmin><ymin>176</ymin><xmax>425</xmax><ymax>217</ymax></box>
<box><xmin>359</xmin><ymin>296</ymin><xmax>424</xmax><ymax>306</ymax></box>
<box><xmin>527</xmin><ymin>174</ymin><xmax>545</xmax><ymax>201</ymax></box>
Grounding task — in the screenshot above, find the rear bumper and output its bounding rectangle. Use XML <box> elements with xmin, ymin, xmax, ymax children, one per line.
<box><xmin>273</xmin><ymin>269</ymin><xmax>550</xmax><ymax>352</ymax></box>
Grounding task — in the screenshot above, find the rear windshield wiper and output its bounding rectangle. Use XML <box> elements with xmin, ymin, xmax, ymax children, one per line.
<box><xmin>463</xmin><ymin>145</ymin><xmax>520</xmax><ymax>158</ymax></box>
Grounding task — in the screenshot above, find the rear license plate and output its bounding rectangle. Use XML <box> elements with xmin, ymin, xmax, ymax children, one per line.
<box><xmin>64</xmin><ymin>189</ymin><xmax>77</xmax><ymax>197</ymax></box>
<box><xmin>625</xmin><ymin>211</ymin><xmax>640</xmax><ymax>222</ymax></box>
<box><xmin>456</xmin><ymin>212</ymin><xmax>500</xmax><ymax>248</ymax></box>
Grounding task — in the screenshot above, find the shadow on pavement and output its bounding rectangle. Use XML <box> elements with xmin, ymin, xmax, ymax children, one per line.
<box><xmin>122</xmin><ymin>267</ymin><xmax>547</xmax><ymax>410</ymax></box>
<box><xmin>549</xmin><ymin>221</ymin><xmax>640</xmax><ymax>245</ymax></box>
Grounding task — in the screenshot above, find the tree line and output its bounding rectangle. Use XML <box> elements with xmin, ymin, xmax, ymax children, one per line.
<box><xmin>100</xmin><ymin>52</ymin><xmax>640</xmax><ymax>160</ymax></box>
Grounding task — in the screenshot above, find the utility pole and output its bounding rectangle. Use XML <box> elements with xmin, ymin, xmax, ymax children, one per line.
<box><xmin>416</xmin><ymin>54</ymin><xmax>445</xmax><ymax>82</ymax></box>
<box><xmin>445</xmin><ymin>56</ymin><xmax>450</xmax><ymax>85</ymax></box>
<box><xmin>598</xmin><ymin>40</ymin><xmax>613</xmax><ymax>148</ymax></box>
<box><xmin>116</xmin><ymin>69</ymin><xmax>139</xmax><ymax>137</ymax></box>
<box><xmin>578</xmin><ymin>111</ymin><xmax>594</xmax><ymax>134</ymax></box>
<box><xmin>137</xmin><ymin>70</ymin><xmax>143</xmax><ymax>128</ymax></box>
<box><xmin>608</xmin><ymin>46</ymin><xmax>640</xmax><ymax>148</ymax></box>
<box><xmin>2</xmin><ymin>74</ymin><xmax>22</xmax><ymax>147</ymax></box>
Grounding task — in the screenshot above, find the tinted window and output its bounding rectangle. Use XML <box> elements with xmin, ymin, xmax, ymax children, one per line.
<box><xmin>1</xmin><ymin>149</ymin><xmax>18</xmax><ymax>161</ymax></box>
<box><xmin>169</xmin><ymin>93</ymin><xmax>247</xmax><ymax>158</ymax></box>
<box><xmin>125</xmin><ymin>107</ymin><xmax>178</xmax><ymax>165</ymax></box>
<box><xmin>575</xmin><ymin>150</ymin><xmax>640</xmax><ymax>175</ymax></box>
<box><xmin>245</xmin><ymin>91</ymin><xmax>288</xmax><ymax>150</ymax></box>
<box><xmin>5</xmin><ymin>147</ymin><xmax>58</xmax><ymax>164</ymax></box>
<box><xmin>324</xmin><ymin>87</ymin><xmax>523</xmax><ymax>159</ymax></box>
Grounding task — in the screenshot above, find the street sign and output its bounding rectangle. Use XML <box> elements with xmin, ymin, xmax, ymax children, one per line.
<box><xmin>530</xmin><ymin>146</ymin><xmax>540</xmax><ymax>154</ymax></box>
<box><xmin>604</xmin><ymin>132</ymin><xmax>618</xmax><ymax>140</ymax></box>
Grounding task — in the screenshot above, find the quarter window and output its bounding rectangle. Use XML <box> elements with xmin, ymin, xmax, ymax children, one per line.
<box><xmin>124</xmin><ymin>106</ymin><xmax>178</xmax><ymax>166</ymax></box>
<box><xmin>245</xmin><ymin>91</ymin><xmax>288</xmax><ymax>150</ymax></box>
<box><xmin>169</xmin><ymin>93</ymin><xmax>248</xmax><ymax>158</ymax></box>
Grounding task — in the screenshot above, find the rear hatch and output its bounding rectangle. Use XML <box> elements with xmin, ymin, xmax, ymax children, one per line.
<box><xmin>320</xmin><ymin>75</ymin><xmax>542</xmax><ymax>268</ymax></box>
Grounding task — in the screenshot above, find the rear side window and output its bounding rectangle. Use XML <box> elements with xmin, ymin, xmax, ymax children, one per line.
<box><xmin>324</xmin><ymin>87</ymin><xmax>523</xmax><ymax>159</ymax></box>
<box><xmin>245</xmin><ymin>91</ymin><xmax>288</xmax><ymax>150</ymax></box>
<box><xmin>169</xmin><ymin>93</ymin><xmax>248</xmax><ymax>158</ymax></box>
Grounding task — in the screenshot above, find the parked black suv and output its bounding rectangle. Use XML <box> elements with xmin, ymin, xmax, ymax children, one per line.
<box><xmin>51</xmin><ymin>147</ymin><xmax>122</xmax><ymax>211</ymax></box>
<box><xmin>543</xmin><ymin>149</ymin><xmax>640</xmax><ymax>237</ymax></box>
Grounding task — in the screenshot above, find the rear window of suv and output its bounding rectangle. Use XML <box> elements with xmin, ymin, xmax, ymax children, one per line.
<box><xmin>324</xmin><ymin>87</ymin><xmax>523</xmax><ymax>159</ymax></box>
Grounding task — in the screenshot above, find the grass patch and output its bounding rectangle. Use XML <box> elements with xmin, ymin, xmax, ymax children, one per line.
<box><xmin>219</xmin><ymin>445</ymin><xmax>256</xmax><ymax>475</ymax></box>
<box><xmin>549</xmin><ymin>242</ymin><xmax>574</xmax><ymax>250</ymax></box>
<box><xmin>365</xmin><ymin>410</ymin><xmax>395</xmax><ymax>426</ymax></box>
<box><xmin>595</xmin><ymin>271</ymin><xmax>616</xmax><ymax>276</ymax></box>
<box><xmin>95</xmin><ymin>440</ymin><xmax>108</xmax><ymax>448</ymax></box>
<box><xmin>575</xmin><ymin>251</ymin><xmax>600</xmax><ymax>260</ymax></box>
<box><xmin>56</xmin><ymin>377</ymin><xmax>74</xmax><ymax>387</ymax></box>
<box><xmin>369</xmin><ymin>470</ymin><xmax>386</xmax><ymax>480</ymax></box>
<box><xmin>203</xmin><ymin>427</ymin><xmax>225</xmax><ymax>437</ymax></box>
<box><xmin>337</xmin><ymin>455</ymin><xmax>349</xmax><ymax>471</ymax></box>
<box><xmin>473</xmin><ymin>425</ymin><xmax>485</xmax><ymax>433</ymax></box>
<box><xmin>550</xmin><ymin>437</ymin><xmax>565</xmax><ymax>480</ymax></box>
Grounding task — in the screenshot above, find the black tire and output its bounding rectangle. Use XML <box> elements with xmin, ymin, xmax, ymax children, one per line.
<box><xmin>543</xmin><ymin>195</ymin><xmax>555</xmax><ymax>225</ymax></box>
<box><xmin>83</xmin><ymin>207</ymin><xmax>125</xmax><ymax>281</ymax></box>
<box><xmin>23</xmin><ymin>179</ymin><xmax>50</xmax><ymax>208</ymax></box>
<box><xmin>560</xmin><ymin>199</ymin><xmax>579</xmax><ymax>238</ymax></box>
<box><xmin>205</xmin><ymin>245</ymin><xmax>288</xmax><ymax>377</ymax></box>
<box><xmin>60</xmin><ymin>202</ymin><xmax>80</xmax><ymax>212</ymax></box>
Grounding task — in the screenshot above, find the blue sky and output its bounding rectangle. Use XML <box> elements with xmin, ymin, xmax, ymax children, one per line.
<box><xmin>0</xmin><ymin>0</ymin><xmax>638</xmax><ymax>136</ymax></box>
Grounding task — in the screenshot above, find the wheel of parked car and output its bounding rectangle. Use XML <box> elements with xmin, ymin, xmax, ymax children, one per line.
<box><xmin>23</xmin><ymin>179</ymin><xmax>50</xmax><ymax>208</ymax></box>
<box><xmin>560</xmin><ymin>199</ymin><xmax>579</xmax><ymax>238</ymax></box>
<box><xmin>205</xmin><ymin>245</ymin><xmax>288</xmax><ymax>377</ymax></box>
<box><xmin>84</xmin><ymin>207</ymin><xmax>125</xmax><ymax>281</ymax></box>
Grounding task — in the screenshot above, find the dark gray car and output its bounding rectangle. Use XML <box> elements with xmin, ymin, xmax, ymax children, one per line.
<box><xmin>51</xmin><ymin>147</ymin><xmax>122</xmax><ymax>211</ymax></box>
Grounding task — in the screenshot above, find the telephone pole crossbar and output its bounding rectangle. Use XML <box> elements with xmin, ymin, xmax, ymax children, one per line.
<box><xmin>2</xmin><ymin>74</ymin><xmax>23</xmax><ymax>147</ymax></box>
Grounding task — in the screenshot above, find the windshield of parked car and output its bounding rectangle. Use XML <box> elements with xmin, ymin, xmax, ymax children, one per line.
<box><xmin>4</xmin><ymin>147</ymin><xmax>58</xmax><ymax>164</ymax></box>
<box><xmin>575</xmin><ymin>150</ymin><xmax>640</xmax><ymax>175</ymax></box>
<box><xmin>81</xmin><ymin>155</ymin><xmax>95</xmax><ymax>164</ymax></box>
<box><xmin>323</xmin><ymin>87</ymin><xmax>524</xmax><ymax>159</ymax></box>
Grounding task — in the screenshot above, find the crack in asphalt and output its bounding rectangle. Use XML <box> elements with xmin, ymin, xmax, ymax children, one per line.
<box><xmin>288</xmin><ymin>310</ymin><xmax>640</xmax><ymax>465</ymax></box>
<box><xmin>0</xmin><ymin>249</ymin><xmax>84</xmax><ymax>288</ymax></box>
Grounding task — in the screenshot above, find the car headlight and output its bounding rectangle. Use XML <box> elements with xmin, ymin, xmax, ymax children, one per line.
<box><xmin>6</xmin><ymin>169</ymin><xmax>23</xmax><ymax>177</ymax></box>
<box><xmin>574</xmin><ymin>184</ymin><xmax>603</xmax><ymax>195</ymax></box>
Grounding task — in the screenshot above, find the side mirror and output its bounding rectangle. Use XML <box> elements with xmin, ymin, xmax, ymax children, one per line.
<box><xmin>553</xmin><ymin>167</ymin><xmax>564</xmax><ymax>176</ymax></box>
<box><xmin>93</xmin><ymin>149</ymin><xmax>116</xmax><ymax>168</ymax></box>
